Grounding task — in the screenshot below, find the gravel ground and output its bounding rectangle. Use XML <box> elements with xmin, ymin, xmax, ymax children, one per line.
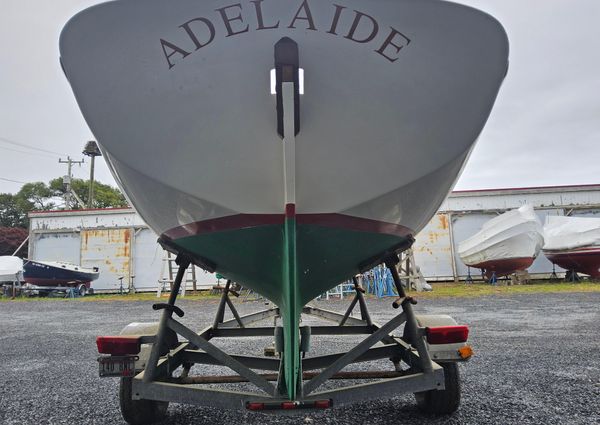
<box><xmin>1</xmin><ymin>292</ymin><xmax>599</xmax><ymax>425</ymax></box>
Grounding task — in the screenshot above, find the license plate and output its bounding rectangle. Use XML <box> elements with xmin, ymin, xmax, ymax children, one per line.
<box><xmin>98</xmin><ymin>356</ymin><xmax>138</xmax><ymax>377</ymax></box>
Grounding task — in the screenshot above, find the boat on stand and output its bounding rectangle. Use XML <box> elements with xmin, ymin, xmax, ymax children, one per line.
<box><xmin>543</xmin><ymin>216</ymin><xmax>600</xmax><ymax>279</ymax></box>
<box><xmin>458</xmin><ymin>205</ymin><xmax>544</xmax><ymax>280</ymax></box>
<box><xmin>61</xmin><ymin>0</ymin><xmax>508</xmax><ymax>418</ymax></box>
<box><xmin>0</xmin><ymin>256</ymin><xmax>23</xmax><ymax>284</ymax></box>
<box><xmin>23</xmin><ymin>259</ymin><xmax>99</xmax><ymax>296</ymax></box>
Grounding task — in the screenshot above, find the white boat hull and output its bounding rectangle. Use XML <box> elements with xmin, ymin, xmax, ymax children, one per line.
<box><xmin>543</xmin><ymin>216</ymin><xmax>600</xmax><ymax>278</ymax></box>
<box><xmin>60</xmin><ymin>0</ymin><xmax>508</xmax><ymax>241</ymax></box>
<box><xmin>458</xmin><ymin>205</ymin><xmax>544</xmax><ymax>276</ymax></box>
<box><xmin>0</xmin><ymin>256</ymin><xmax>23</xmax><ymax>283</ymax></box>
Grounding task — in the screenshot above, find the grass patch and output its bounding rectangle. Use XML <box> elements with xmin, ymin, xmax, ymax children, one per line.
<box><xmin>412</xmin><ymin>281</ymin><xmax>600</xmax><ymax>299</ymax></box>
<box><xmin>0</xmin><ymin>290</ymin><xmax>222</xmax><ymax>302</ymax></box>
<box><xmin>2</xmin><ymin>281</ymin><xmax>599</xmax><ymax>302</ymax></box>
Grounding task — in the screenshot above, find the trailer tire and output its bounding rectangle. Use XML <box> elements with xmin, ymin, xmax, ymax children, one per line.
<box><xmin>415</xmin><ymin>362</ymin><xmax>460</xmax><ymax>415</ymax></box>
<box><xmin>119</xmin><ymin>377</ymin><xmax>169</xmax><ymax>425</ymax></box>
<box><xmin>77</xmin><ymin>284</ymin><xmax>87</xmax><ymax>297</ymax></box>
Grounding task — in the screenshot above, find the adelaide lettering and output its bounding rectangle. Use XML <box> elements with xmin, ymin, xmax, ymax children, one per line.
<box><xmin>160</xmin><ymin>0</ymin><xmax>411</xmax><ymax>69</ymax></box>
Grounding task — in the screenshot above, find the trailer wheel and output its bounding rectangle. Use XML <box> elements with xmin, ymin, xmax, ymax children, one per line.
<box><xmin>77</xmin><ymin>284</ymin><xmax>87</xmax><ymax>297</ymax></box>
<box><xmin>119</xmin><ymin>377</ymin><xmax>169</xmax><ymax>425</ymax></box>
<box><xmin>415</xmin><ymin>362</ymin><xmax>460</xmax><ymax>415</ymax></box>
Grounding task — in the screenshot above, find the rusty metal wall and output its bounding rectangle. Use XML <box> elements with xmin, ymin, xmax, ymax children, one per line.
<box><xmin>441</xmin><ymin>186</ymin><xmax>600</xmax><ymax>212</ymax></box>
<box><xmin>570</xmin><ymin>208</ymin><xmax>600</xmax><ymax>217</ymax></box>
<box><xmin>27</xmin><ymin>193</ymin><xmax>600</xmax><ymax>287</ymax></box>
<box><xmin>193</xmin><ymin>266</ymin><xmax>220</xmax><ymax>288</ymax></box>
<box><xmin>81</xmin><ymin>228</ymin><xmax>132</xmax><ymax>291</ymax></box>
<box><xmin>413</xmin><ymin>214</ymin><xmax>454</xmax><ymax>280</ymax></box>
<box><xmin>31</xmin><ymin>232</ymin><xmax>81</xmax><ymax>264</ymax></box>
<box><xmin>451</xmin><ymin>212</ymin><xmax>498</xmax><ymax>277</ymax></box>
<box><xmin>28</xmin><ymin>208</ymin><xmax>144</xmax><ymax>230</ymax></box>
<box><xmin>451</xmin><ymin>208</ymin><xmax>570</xmax><ymax>278</ymax></box>
<box><xmin>132</xmin><ymin>228</ymin><xmax>164</xmax><ymax>291</ymax></box>
<box><xmin>528</xmin><ymin>209</ymin><xmax>564</xmax><ymax>275</ymax></box>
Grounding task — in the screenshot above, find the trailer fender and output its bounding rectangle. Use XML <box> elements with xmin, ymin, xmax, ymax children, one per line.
<box><xmin>119</xmin><ymin>322</ymin><xmax>178</xmax><ymax>370</ymax></box>
<box><xmin>413</xmin><ymin>315</ymin><xmax>471</xmax><ymax>362</ymax></box>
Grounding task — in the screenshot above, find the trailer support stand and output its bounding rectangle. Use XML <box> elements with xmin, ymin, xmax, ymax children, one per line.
<box><xmin>385</xmin><ymin>254</ymin><xmax>433</xmax><ymax>374</ymax></box>
<box><xmin>144</xmin><ymin>254</ymin><xmax>190</xmax><ymax>383</ymax></box>
<box><xmin>213</xmin><ymin>280</ymin><xmax>245</xmax><ymax>329</ymax></box>
<box><xmin>339</xmin><ymin>276</ymin><xmax>372</xmax><ymax>327</ymax></box>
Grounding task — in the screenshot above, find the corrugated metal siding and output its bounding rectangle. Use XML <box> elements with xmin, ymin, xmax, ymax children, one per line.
<box><xmin>132</xmin><ymin>228</ymin><xmax>164</xmax><ymax>291</ymax></box>
<box><xmin>451</xmin><ymin>212</ymin><xmax>497</xmax><ymax>277</ymax></box>
<box><xmin>31</xmin><ymin>232</ymin><xmax>81</xmax><ymax>264</ymax></box>
<box><xmin>441</xmin><ymin>188</ymin><xmax>600</xmax><ymax>212</ymax></box>
<box><xmin>570</xmin><ymin>208</ymin><xmax>600</xmax><ymax>217</ymax></box>
<box><xmin>26</xmin><ymin>189</ymin><xmax>600</xmax><ymax>287</ymax></box>
<box><xmin>413</xmin><ymin>214</ymin><xmax>454</xmax><ymax>279</ymax></box>
<box><xmin>192</xmin><ymin>266</ymin><xmax>220</xmax><ymax>289</ymax></box>
<box><xmin>81</xmin><ymin>228</ymin><xmax>131</xmax><ymax>291</ymax></box>
<box><xmin>29</xmin><ymin>208</ymin><xmax>144</xmax><ymax>230</ymax></box>
<box><xmin>528</xmin><ymin>209</ymin><xmax>564</xmax><ymax>274</ymax></box>
<box><xmin>451</xmin><ymin>208</ymin><xmax>569</xmax><ymax>278</ymax></box>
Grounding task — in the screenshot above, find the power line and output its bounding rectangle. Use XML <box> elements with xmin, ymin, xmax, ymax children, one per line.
<box><xmin>0</xmin><ymin>177</ymin><xmax>26</xmax><ymax>184</ymax></box>
<box><xmin>0</xmin><ymin>136</ymin><xmax>67</xmax><ymax>157</ymax></box>
<box><xmin>0</xmin><ymin>144</ymin><xmax>59</xmax><ymax>159</ymax></box>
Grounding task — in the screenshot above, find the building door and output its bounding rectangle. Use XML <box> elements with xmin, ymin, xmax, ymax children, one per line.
<box><xmin>81</xmin><ymin>228</ymin><xmax>131</xmax><ymax>291</ymax></box>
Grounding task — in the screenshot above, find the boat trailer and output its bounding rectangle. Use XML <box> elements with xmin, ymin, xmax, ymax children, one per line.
<box><xmin>96</xmin><ymin>253</ymin><xmax>472</xmax><ymax>424</ymax></box>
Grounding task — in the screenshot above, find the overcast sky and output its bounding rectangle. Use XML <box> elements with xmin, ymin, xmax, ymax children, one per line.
<box><xmin>1</xmin><ymin>0</ymin><xmax>599</xmax><ymax>195</ymax></box>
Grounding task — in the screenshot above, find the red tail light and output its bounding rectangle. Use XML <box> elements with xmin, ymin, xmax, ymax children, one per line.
<box><xmin>246</xmin><ymin>402</ymin><xmax>265</xmax><ymax>411</ymax></box>
<box><xmin>246</xmin><ymin>399</ymin><xmax>332</xmax><ymax>411</ymax></box>
<box><xmin>96</xmin><ymin>336</ymin><xmax>141</xmax><ymax>355</ymax></box>
<box><xmin>313</xmin><ymin>399</ymin><xmax>332</xmax><ymax>409</ymax></box>
<box><xmin>281</xmin><ymin>401</ymin><xmax>297</xmax><ymax>410</ymax></box>
<box><xmin>425</xmin><ymin>326</ymin><xmax>469</xmax><ymax>344</ymax></box>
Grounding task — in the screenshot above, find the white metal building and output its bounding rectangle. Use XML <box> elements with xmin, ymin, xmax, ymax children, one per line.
<box><xmin>414</xmin><ymin>184</ymin><xmax>600</xmax><ymax>280</ymax></box>
<box><xmin>28</xmin><ymin>208</ymin><xmax>220</xmax><ymax>292</ymax></box>
<box><xmin>28</xmin><ymin>184</ymin><xmax>600</xmax><ymax>290</ymax></box>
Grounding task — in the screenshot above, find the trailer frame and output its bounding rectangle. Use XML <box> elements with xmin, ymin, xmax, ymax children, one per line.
<box><xmin>99</xmin><ymin>252</ymin><xmax>470</xmax><ymax>419</ymax></box>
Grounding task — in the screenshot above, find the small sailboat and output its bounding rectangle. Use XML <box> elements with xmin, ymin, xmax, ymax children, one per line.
<box><xmin>543</xmin><ymin>216</ymin><xmax>600</xmax><ymax>278</ymax></box>
<box><xmin>458</xmin><ymin>205</ymin><xmax>544</xmax><ymax>278</ymax></box>
<box><xmin>23</xmin><ymin>260</ymin><xmax>99</xmax><ymax>293</ymax></box>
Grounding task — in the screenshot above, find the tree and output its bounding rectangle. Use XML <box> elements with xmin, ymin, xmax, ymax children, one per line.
<box><xmin>16</xmin><ymin>182</ymin><xmax>56</xmax><ymax>210</ymax></box>
<box><xmin>49</xmin><ymin>177</ymin><xmax>128</xmax><ymax>209</ymax></box>
<box><xmin>0</xmin><ymin>227</ymin><xmax>28</xmax><ymax>256</ymax></box>
<box><xmin>0</xmin><ymin>177</ymin><xmax>128</xmax><ymax>229</ymax></box>
<box><xmin>0</xmin><ymin>193</ymin><xmax>28</xmax><ymax>228</ymax></box>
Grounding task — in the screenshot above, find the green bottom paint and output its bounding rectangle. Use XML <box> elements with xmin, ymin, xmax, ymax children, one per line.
<box><xmin>171</xmin><ymin>222</ymin><xmax>408</xmax><ymax>398</ymax></box>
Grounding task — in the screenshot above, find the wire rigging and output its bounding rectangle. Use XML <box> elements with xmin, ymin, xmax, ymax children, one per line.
<box><xmin>0</xmin><ymin>144</ymin><xmax>59</xmax><ymax>159</ymax></box>
<box><xmin>0</xmin><ymin>177</ymin><xmax>26</xmax><ymax>184</ymax></box>
<box><xmin>0</xmin><ymin>136</ymin><xmax>67</xmax><ymax>157</ymax></box>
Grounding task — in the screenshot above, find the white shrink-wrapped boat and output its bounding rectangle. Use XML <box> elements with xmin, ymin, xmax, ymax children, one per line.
<box><xmin>543</xmin><ymin>216</ymin><xmax>600</xmax><ymax>278</ymax></box>
<box><xmin>0</xmin><ymin>256</ymin><xmax>23</xmax><ymax>283</ymax></box>
<box><xmin>458</xmin><ymin>205</ymin><xmax>544</xmax><ymax>278</ymax></box>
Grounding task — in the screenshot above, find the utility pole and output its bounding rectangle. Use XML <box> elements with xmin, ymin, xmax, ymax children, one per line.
<box><xmin>59</xmin><ymin>156</ymin><xmax>84</xmax><ymax>209</ymax></box>
<box><xmin>83</xmin><ymin>141</ymin><xmax>102</xmax><ymax>208</ymax></box>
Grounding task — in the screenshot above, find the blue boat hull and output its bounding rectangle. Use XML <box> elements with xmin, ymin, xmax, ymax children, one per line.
<box><xmin>23</xmin><ymin>261</ymin><xmax>99</xmax><ymax>286</ymax></box>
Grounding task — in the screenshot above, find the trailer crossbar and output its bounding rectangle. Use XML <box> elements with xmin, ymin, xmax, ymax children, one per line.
<box><xmin>303</xmin><ymin>312</ymin><xmax>407</xmax><ymax>395</ymax></box>
<box><xmin>167</xmin><ymin>318</ymin><xmax>276</xmax><ymax>395</ymax></box>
